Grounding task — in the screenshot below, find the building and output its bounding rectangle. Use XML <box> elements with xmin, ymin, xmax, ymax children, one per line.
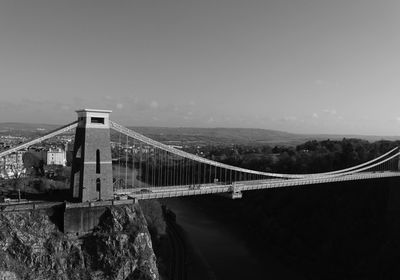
<box><xmin>47</xmin><ymin>148</ymin><xmax>66</xmax><ymax>166</ymax></box>
<box><xmin>0</xmin><ymin>150</ymin><xmax>26</xmax><ymax>178</ymax></box>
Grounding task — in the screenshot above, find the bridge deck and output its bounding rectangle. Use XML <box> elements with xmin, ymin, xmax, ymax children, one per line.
<box><xmin>0</xmin><ymin>198</ymin><xmax>136</xmax><ymax>212</ymax></box>
<box><xmin>1</xmin><ymin>172</ymin><xmax>399</xmax><ymax>210</ymax></box>
<box><xmin>115</xmin><ymin>171</ymin><xmax>400</xmax><ymax>200</ymax></box>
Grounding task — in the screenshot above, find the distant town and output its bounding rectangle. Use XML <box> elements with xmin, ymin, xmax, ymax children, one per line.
<box><xmin>0</xmin><ymin>134</ymin><xmax>73</xmax><ymax>179</ymax></box>
<box><xmin>0</xmin><ymin>131</ymin><xmax>200</xmax><ymax>181</ymax></box>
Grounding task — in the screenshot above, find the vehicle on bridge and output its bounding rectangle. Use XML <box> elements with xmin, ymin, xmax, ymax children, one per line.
<box><xmin>0</xmin><ymin>196</ymin><xmax>11</xmax><ymax>203</ymax></box>
<box><xmin>137</xmin><ymin>188</ymin><xmax>152</xmax><ymax>194</ymax></box>
<box><xmin>188</xmin><ymin>184</ymin><xmax>201</xmax><ymax>190</ymax></box>
<box><xmin>115</xmin><ymin>194</ymin><xmax>129</xmax><ymax>200</ymax></box>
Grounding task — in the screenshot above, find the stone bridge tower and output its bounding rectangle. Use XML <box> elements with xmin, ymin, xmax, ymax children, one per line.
<box><xmin>70</xmin><ymin>109</ymin><xmax>113</xmax><ymax>202</ymax></box>
<box><xmin>398</xmin><ymin>150</ymin><xmax>400</xmax><ymax>171</ymax></box>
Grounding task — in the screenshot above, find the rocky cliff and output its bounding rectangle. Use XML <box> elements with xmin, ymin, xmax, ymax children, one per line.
<box><xmin>0</xmin><ymin>204</ymin><xmax>160</xmax><ymax>280</ymax></box>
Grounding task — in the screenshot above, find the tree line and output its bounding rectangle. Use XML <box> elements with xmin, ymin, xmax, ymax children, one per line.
<box><xmin>198</xmin><ymin>138</ymin><xmax>400</xmax><ymax>174</ymax></box>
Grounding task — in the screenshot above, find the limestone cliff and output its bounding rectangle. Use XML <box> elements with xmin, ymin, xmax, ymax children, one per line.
<box><xmin>0</xmin><ymin>204</ymin><xmax>160</xmax><ymax>280</ymax></box>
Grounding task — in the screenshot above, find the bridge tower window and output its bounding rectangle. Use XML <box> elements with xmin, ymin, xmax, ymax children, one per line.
<box><xmin>96</xmin><ymin>149</ymin><xmax>100</xmax><ymax>174</ymax></box>
<box><xmin>91</xmin><ymin>117</ymin><xmax>105</xmax><ymax>124</ymax></box>
<box><xmin>96</xmin><ymin>178</ymin><xmax>101</xmax><ymax>191</ymax></box>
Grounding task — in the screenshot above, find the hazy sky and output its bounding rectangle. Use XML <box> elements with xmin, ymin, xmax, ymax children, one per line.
<box><xmin>0</xmin><ymin>0</ymin><xmax>399</xmax><ymax>135</ymax></box>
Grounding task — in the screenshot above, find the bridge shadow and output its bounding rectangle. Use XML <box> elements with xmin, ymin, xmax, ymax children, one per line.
<box><xmin>25</xmin><ymin>189</ymin><xmax>72</xmax><ymax>202</ymax></box>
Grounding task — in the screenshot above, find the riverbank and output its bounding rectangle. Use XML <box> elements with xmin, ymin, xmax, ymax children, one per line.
<box><xmin>163</xmin><ymin>208</ymin><xmax>216</xmax><ymax>280</ymax></box>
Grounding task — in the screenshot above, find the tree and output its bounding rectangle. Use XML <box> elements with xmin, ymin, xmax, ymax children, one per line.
<box><xmin>23</xmin><ymin>152</ymin><xmax>44</xmax><ymax>176</ymax></box>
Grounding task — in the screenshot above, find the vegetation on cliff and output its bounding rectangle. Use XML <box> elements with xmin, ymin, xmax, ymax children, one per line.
<box><xmin>139</xmin><ymin>200</ymin><xmax>169</xmax><ymax>279</ymax></box>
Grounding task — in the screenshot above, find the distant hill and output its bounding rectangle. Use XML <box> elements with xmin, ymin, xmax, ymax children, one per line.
<box><xmin>0</xmin><ymin>122</ymin><xmax>399</xmax><ymax>146</ymax></box>
<box><xmin>129</xmin><ymin>126</ymin><xmax>308</xmax><ymax>146</ymax></box>
<box><xmin>0</xmin><ymin>122</ymin><xmax>59</xmax><ymax>131</ymax></box>
<box><xmin>0</xmin><ymin>122</ymin><xmax>62</xmax><ymax>138</ymax></box>
<box><xmin>130</xmin><ymin>127</ymin><xmax>400</xmax><ymax>146</ymax></box>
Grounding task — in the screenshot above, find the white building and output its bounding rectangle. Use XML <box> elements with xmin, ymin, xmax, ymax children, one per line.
<box><xmin>47</xmin><ymin>148</ymin><xmax>66</xmax><ymax>166</ymax></box>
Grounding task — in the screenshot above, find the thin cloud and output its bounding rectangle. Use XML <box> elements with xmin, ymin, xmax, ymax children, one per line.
<box><xmin>280</xmin><ymin>116</ymin><xmax>298</xmax><ymax>122</ymax></box>
<box><xmin>323</xmin><ymin>109</ymin><xmax>337</xmax><ymax>115</ymax></box>
<box><xmin>314</xmin><ymin>80</ymin><xmax>326</xmax><ymax>85</ymax></box>
<box><xmin>207</xmin><ymin>117</ymin><xmax>215</xmax><ymax>123</ymax></box>
<box><xmin>150</xmin><ymin>100</ymin><xmax>159</xmax><ymax>109</ymax></box>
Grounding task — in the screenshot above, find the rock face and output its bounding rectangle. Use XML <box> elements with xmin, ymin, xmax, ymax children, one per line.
<box><xmin>0</xmin><ymin>204</ymin><xmax>160</xmax><ymax>280</ymax></box>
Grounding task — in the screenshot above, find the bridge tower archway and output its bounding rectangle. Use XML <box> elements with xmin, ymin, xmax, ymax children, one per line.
<box><xmin>70</xmin><ymin>109</ymin><xmax>113</xmax><ymax>202</ymax></box>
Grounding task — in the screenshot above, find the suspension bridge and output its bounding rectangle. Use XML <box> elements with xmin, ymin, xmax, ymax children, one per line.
<box><xmin>0</xmin><ymin>109</ymin><xmax>399</xmax><ymax>203</ymax></box>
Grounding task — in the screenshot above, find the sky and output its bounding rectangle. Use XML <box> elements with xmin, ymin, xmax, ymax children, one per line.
<box><xmin>0</xmin><ymin>0</ymin><xmax>399</xmax><ymax>135</ymax></box>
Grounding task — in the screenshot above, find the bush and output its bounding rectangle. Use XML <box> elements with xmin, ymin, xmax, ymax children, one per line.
<box><xmin>139</xmin><ymin>200</ymin><xmax>166</xmax><ymax>238</ymax></box>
